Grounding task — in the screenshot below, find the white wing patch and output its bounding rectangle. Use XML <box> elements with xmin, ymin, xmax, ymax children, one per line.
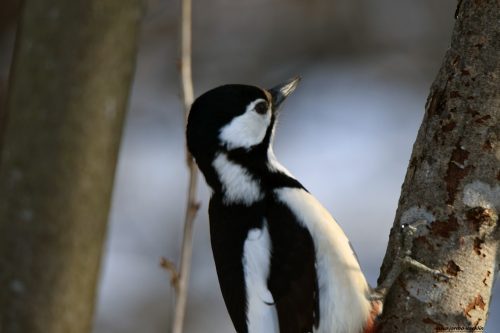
<box><xmin>219</xmin><ymin>98</ymin><xmax>271</xmax><ymax>150</ymax></box>
<box><xmin>242</xmin><ymin>222</ymin><xmax>279</xmax><ymax>333</ymax></box>
<box><xmin>212</xmin><ymin>153</ymin><xmax>263</xmax><ymax>206</ymax></box>
<box><xmin>275</xmin><ymin>187</ymin><xmax>371</xmax><ymax>333</ymax></box>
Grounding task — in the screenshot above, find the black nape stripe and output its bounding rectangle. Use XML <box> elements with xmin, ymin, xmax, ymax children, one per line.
<box><xmin>224</xmin><ymin>148</ymin><xmax>306</xmax><ymax>193</ymax></box>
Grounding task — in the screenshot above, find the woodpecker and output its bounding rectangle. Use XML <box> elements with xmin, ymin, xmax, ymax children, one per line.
<box><xmin>186</xmin><ymin>78</ymin><xmax>381</xmax><ymax>333</ymax></box>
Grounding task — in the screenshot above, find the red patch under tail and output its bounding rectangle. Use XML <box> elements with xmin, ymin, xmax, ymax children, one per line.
<box><xmin>363</xmin><ymin>300</ymin><xmax>383</xmax><ymax>333</ymax></box>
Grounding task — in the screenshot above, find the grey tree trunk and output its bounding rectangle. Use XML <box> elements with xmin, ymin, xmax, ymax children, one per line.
<box><xmin>0</xmin><ymin>1</ymin><xmax>142</xmax><ymax>333</ymax></box>
<box><xmin>378</xmin><ymin>0</ymin><xmax>499</xmax><ymax>332</ymax></box>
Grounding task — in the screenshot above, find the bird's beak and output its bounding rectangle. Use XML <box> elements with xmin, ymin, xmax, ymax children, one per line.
<box><xmin>268</xmin><ymin>76</ymin><xmax>301</xmax><ymax>110</ymax></box>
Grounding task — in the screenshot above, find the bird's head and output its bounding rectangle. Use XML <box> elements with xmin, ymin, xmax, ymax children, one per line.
<box><xmin>186</xmin><ymin>77</ymin><xmax>300</xmax><ymax>168</ymax></box>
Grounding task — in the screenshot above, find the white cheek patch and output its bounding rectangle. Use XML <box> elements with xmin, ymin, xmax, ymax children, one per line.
<box><xmin>212</xmin><ymin>153</ymin><xmax>264</xmax><ymax>205</ymax></box>
<box><xmin>219</xmin><ymin>99</ymin><xmax>271</xmax><ymax>150</ymax></box>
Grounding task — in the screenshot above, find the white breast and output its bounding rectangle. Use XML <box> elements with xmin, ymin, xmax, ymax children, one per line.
<box><xmin>242</xmin><ymin>222</ymin><xmax>279</xmax><ymax>333</ymax></box>
<box><xmin>275</xmin><ymin>187</ymin><xmax>371</xmax><ymax>333</ymax></box>
<box><xmin>267</xmin><ymin>146</ymin><xmax>294</xmax><ymax>177</ymax></box>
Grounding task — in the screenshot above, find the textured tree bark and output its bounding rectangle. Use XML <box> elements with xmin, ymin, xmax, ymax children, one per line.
<box><xmin>378</xmin><ymin>0</ymin><xmax>499</xmax><ymax>332</ymax></box>
<box><xmin>0</xmin><ymin>1</ymin><xmax>142</xmax><ymax>333</ymax></box>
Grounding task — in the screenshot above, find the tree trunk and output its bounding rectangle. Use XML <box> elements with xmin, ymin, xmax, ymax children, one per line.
<box><xmin>378</xmin><ymin>0</ymin><xmax>499</xmax><ymax>332</ymax></box>
<box><xmin>0</xmin><ymin>1</ymin><xmax>142</xmax><ymax>333</ymax></box>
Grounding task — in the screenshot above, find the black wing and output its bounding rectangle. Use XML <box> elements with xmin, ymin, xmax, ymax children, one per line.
<box><xmin>267</xmin><ymin>198</ymin><xmax>320</xmax><ymax>333</ymax></box>
<box><xmin>209</xmin><ymin>195</ymin><xmax>265</xmax><ymax>333</ymax></box>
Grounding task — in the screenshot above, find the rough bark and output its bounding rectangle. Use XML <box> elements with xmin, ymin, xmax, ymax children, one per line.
<box><xmin>0</xmin><ymin>1</ymin><xmax>142</xmax><ymax>333</ymax></box>
<box><xmin>378</xmin><ymin>0</ymin><xmax>499</xmax><ymax>332</ymax></box>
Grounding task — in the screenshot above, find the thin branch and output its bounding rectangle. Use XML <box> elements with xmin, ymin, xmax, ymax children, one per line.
<box><xmin>180</xmin><ymin>0</ymin><xmax>194</xmax><ymax>112</ymax></box>
<box><xmin>171</xmin><ymin>0</ymin><xmax>200</xmax><ymax>332</ymax></box>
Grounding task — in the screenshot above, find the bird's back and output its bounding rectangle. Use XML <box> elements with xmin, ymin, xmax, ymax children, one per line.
<box><xmin>210</xmin><ymin>184</ymin><xmax>374</xmax><ymax>333</ymax></box>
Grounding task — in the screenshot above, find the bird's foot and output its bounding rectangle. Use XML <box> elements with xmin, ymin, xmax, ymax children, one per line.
<box><xmin>373</xmin><ymin>220</ymin><xmax>449</xmax><ymax>300</ymax></box>
<box><xmin>400</xmin><ymin>255</ymin><xmax>449</xmax><ymax>281</ymax></box>
<box><xmin>399</xmin><ymin>221</ymin><xmax>449</xmax><ymax>281</ymax></box>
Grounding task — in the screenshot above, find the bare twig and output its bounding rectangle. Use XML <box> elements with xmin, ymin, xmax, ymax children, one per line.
<box><xmin>180</xmin><ymin>0</ymin><xmax>194</xmax><ymax>112</ymax></box>
<box><xmin>170</xmin><ymin>0</ymin><xmax>200</xmax><ymax>332</ymax></box>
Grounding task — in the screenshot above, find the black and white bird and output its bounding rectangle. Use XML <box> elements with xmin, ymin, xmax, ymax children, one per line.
<box><xmin>186</xmin><ymin>78</ymin><xmax>381</xmax><ymax>333</ymax></box>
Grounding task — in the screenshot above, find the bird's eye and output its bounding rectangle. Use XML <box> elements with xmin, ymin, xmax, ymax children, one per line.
<box><xmin>254</xmin><ymin>101</ymin><xmax>268</xmax><ymax>115</ymax></box>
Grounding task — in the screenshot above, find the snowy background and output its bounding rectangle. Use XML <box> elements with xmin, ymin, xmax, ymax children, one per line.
<box><xmin>87</xmin><ymin>1</ymin><xmax>499</xmax><ymax>332</ymax></box>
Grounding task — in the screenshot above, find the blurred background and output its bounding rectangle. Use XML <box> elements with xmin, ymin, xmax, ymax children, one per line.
<box><xmin>0</xmin><ymin>0</ymin><xmax>498</xmax><ymax>332</ymax></box>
